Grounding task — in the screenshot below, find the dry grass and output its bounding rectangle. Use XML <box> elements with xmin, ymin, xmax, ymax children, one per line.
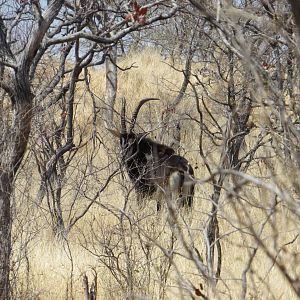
<box><xmin>12</xmin><ymin>48</ymin><xmax>300</xmax><ymax>299</ymax></box>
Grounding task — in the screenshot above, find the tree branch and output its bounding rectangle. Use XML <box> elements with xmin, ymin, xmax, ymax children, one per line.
<box><xmin>46</xmin><ymin>4</ymin><xmax>179</xmax><ymax>46</ymax></box>
<box><xmin>20</xmin><ymin>0</ymin><xmax>64</xmax><ymax>72</ymax></box>
<box><xmin>0</xmin><ymin>16</ymin><xmax>16</xmax><ymax>69</ymax></box>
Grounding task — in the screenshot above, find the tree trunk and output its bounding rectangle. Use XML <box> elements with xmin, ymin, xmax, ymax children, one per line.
<box><xmin>105</xmin><ymin>45</ymin><xmax>118</xmax><ymax>129</ymax></box>
<box><xmin>0</xmin><ymin>92</ymin><xmax>32</xmax><ymax>299</ymax></box>
<box><xmin>0</xmin><ymin>172</ymin><xmax>12</xmax><ymax>299</ymax></box>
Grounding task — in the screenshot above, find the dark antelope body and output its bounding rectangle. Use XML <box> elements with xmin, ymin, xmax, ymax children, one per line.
<box><xmin>117</xmin><ymin>97</ymin><xmax>195</xmax><ymax>210</ymax></box>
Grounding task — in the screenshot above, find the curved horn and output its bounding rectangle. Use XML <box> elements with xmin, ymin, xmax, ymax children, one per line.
<box><xmin>121</xmin><ymin>97</ymin><xmax>127</xmax><ymax>135</ymax></box>
<box><xmin>129</xmin><ymin>98</ymin><xmax>160</xmax><ymax>132</ymax></box>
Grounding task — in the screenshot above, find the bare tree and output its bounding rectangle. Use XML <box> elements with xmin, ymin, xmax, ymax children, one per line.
<box><xmin>188</xmin><ymin>0</ymin><xmax>300</xmax><ymax>297</ymax></box>
<box><xmin>0</xmin><ymin>2</ymin><xmax>64</xmax><ymax>296</ymax></box>
<box><xmin>0</xmin><ymin>0</ymin><xmax>180</xmax><ymax>297</ymax></box>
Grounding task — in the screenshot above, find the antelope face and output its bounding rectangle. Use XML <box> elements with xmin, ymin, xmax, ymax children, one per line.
<box><xmin>120</xmin><ymin>133</ymin><xmax>138</xmax><ymax>158</ymax></box>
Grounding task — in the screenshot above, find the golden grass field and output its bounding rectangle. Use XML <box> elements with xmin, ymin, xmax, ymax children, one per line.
<box><xmin>12</xmin><ymin>49</ymin><xmax>300</xmax><ymax>299</ymax></box>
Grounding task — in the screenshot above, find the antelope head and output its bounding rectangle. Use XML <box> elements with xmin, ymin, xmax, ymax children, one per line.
<box><xmin>119</xmin><ymin>97</ymin><xmax>159</xmax><ymax>156</ymax></box>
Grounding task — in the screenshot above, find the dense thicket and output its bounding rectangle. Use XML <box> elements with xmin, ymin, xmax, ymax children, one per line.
<box><xmin>1</xmin><ymin>1</ymin><xmax>300</xmax><ymax>299</ymax></box>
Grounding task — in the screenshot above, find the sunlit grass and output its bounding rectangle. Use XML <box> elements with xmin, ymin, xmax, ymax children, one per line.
<box><xmin>12</xmin><ymin>49</ymin><xmax>300</xmax><ymax>299</ymax></box>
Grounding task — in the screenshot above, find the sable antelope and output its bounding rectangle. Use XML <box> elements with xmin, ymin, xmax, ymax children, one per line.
<box><xmin>110</xmin><ymin>97</ymin><xmax>195</xmax><ymax>210</ymax></box>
